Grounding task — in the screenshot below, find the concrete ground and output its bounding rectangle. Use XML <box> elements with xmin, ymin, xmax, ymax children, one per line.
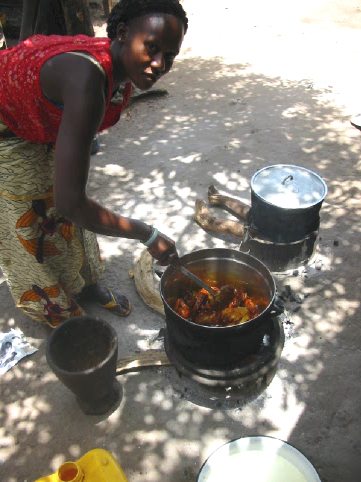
<box><xmin>1</xmin><ymin>1</ymin><xmax>361</xmax><ymax>480</ymax></box>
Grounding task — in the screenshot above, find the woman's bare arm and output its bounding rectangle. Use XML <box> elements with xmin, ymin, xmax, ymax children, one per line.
<box><xmin>40</xmin><ymin>54</ymin><xmax>177</xmax><ymax>262</ymax></box>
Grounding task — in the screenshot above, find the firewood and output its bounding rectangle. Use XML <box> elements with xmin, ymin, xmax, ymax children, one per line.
<box><xmin>208</xmin><ymin>185</ymin><xmax>250</xmax><ymax>220</ymax></box>
<box><xmin>194</xmin><ymin>199</ymin><xmax>245</xmax><ymax>238</ymax></box>
<box><xmin>116</xmin><ymin>351</ymin><xmax>171</xmax><ymax>375</ymax></box>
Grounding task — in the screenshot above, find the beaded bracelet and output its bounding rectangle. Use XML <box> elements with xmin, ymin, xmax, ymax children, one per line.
<box><xmin>142</xmin><ymin>228</ymin><xmax>158</xmax><ymax>248</ymax></box>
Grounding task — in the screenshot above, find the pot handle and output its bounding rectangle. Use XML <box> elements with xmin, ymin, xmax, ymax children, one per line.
<box><xmin>281</xmin><ymin>175</ymin><xmax>294</xmax><ymax>185</ymax></box>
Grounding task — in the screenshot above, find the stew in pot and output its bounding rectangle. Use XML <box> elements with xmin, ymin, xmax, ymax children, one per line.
<box><xmin>173</xmin><ymin>284</ymin><xmax>269</xmax><ymax>327</ymax></box>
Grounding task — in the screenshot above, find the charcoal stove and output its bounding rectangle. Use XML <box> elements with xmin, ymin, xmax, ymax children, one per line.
<box><xmin>164</xmin><ymin>314</ymin><xmax>285</xmax><ymax>392</ymax></box>
<box><xmin>238</xmin><ymin>214</ymin><xmax>319</xmax><ymax>274</ymax></box>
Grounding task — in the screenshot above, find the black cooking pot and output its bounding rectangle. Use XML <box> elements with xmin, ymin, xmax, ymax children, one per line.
<box><xmin>250</xmin><ymin>165</ymin><xmax>327</xmax><ymax>243</ymax></box>
<box><xmin>160</xmin><ymin>248</ymin><xmax>277</xmax><ymax>369</ymax></box>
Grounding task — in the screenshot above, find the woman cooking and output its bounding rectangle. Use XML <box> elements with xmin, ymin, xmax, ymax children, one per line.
<box><xmin>0</xmin><ymin>0</ymin><xmax>188</xmax><ymax>327</ymax></box>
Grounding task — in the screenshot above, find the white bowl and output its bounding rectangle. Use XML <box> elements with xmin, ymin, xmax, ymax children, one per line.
<box><xmin>197</xmin><ymin>436</ymin><xmax>321</xmax><ymax>482</ymax></box>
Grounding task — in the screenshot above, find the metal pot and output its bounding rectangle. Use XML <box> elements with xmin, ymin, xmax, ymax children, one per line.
<box><xmin>250</xmin><ymin>164</ymin><xmax>327</xmax><ymax>242</ymax></box>
<box><xmin>160</xmin><ymin>248</ymin><xmax>277</xmax><ymax>369</ymax></box>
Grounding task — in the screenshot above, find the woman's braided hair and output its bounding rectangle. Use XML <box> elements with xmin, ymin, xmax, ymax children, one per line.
<box><xmin>107</xmin><ymin>0</ymin><xmax>188</xmax><ymax>39</ymax></box>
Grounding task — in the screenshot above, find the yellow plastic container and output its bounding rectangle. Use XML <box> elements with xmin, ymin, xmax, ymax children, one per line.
<box><xmin>35</xmin><ymin>448</ymin><xmax>128</xmax><ymax>482</ymax></box>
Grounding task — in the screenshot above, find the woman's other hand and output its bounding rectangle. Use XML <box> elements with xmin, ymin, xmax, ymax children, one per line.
<box><xmin>146</xmin><ymin>230</ymin><xmax>179</xmax><ymax>266</ymax></box>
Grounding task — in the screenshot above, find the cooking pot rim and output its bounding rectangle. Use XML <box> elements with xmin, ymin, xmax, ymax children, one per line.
<box><xmin>251</xmin><ymin>164</ymin><xmax>328</xmax><ymax>210</ymax></box>
<box><xmin>160</xmin><ymin>248</ymin><xmax>276</xmax><ymax>330</ymax></box>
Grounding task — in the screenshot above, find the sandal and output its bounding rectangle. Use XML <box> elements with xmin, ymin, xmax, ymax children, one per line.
<box><xmin>77</xmin><ymin>284</ymin><xmax>131</xmax><ymax>317</ymax></box>
<box><xmin>99</xmin><ymin>287</ymin><xmax>131</xmax><ymax>317</ymax></box>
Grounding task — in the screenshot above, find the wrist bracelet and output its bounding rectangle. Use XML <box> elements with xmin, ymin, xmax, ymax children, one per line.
<box><xmin>142</xmin><ymin>228</ymin><xmax>158</xmax><ymax>247</ymax></box>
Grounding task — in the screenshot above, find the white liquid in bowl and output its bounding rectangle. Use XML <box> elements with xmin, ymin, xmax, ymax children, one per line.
<box><xmin>201</xmin><ymin>450</ymin><xmax>307</xmax><ymax>481</ymax></box>
<box><xmin>198</xmin><ymin>437</ymin><xmax>320</xmax><ymax>482</ymax></box>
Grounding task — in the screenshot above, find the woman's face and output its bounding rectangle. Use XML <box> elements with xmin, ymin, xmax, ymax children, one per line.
<box><xmin>117</xmin><ymin>14</ymin><xmax>184</xmax><ymax>90</ymax></box>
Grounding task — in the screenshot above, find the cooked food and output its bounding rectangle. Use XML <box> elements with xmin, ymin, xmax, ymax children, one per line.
<box><xmin>173</xmin><ymin>285</ymin><xmax>268</xmax><ymax>327</ymax></box>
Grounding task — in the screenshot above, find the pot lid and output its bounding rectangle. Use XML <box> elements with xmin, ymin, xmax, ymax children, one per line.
<box><xmin>197</xmin><ymin>436</ymin><xmax>321</xmax><ymax>482</ymax></box>
<box><xmin>251</xmin><ymin>165</ymin><xmax>327</xmax><ymax>209</ymax></box>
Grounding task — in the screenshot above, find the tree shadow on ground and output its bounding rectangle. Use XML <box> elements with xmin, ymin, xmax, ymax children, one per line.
<box><xmin>1</xmin><ymin>56</ymin><xmax>360</xmax><ymax>482</ymax></box>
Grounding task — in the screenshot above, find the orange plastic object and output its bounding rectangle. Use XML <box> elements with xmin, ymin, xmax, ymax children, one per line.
<box><xmin>35</xmin><ymin>448</ymin><xmax>128</xmax><ymax>482</ymax></box>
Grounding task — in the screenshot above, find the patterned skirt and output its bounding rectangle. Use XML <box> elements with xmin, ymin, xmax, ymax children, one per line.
<box><xmin>0</xmin><ymin>117</ymin><xmax>104</xmax><ymax>327</ymax></box>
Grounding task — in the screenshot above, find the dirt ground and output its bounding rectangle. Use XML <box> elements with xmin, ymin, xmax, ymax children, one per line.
<box><xmin>1</xmin><ymin>1</ymin><xmax>361</xmax><ymax>481</ymax></box>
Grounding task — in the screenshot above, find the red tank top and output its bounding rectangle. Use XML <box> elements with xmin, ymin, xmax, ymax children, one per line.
<box><xmin>0</xmin><ymin>35</ymin><xmax>132</xmax><ymax>143</ymax></box>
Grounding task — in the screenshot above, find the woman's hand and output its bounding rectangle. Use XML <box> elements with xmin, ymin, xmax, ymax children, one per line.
<box><xmin>146</xmin><ymin>230</ymin><xmax>179</xmax><ymax>266</ymax></box>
